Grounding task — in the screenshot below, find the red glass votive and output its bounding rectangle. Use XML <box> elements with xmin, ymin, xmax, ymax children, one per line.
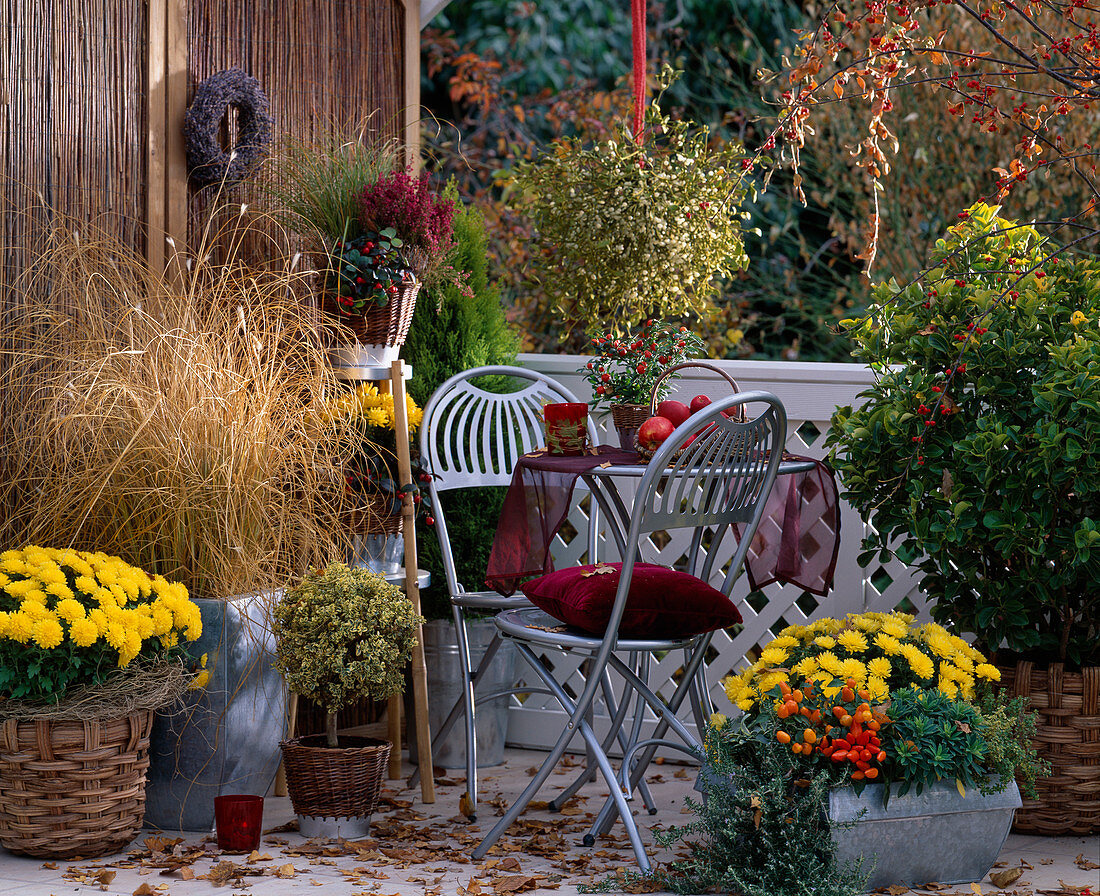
<box><xmin>543</xmin><ymin>403</ymin><xmax>589</xmax><ymax>456</ymax></box>
<box><xmin>214</xmin><ymin>794</ymin><xmax>264</xmax><ymax>852</ymax></box>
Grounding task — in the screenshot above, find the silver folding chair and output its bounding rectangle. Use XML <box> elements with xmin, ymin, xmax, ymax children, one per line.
<box><xmin>410</xmin><ymin>365</ymin><xmax>600</xmax><ymax>820</ymax></box>
<box><xmin>470</xmin><ymin>391</ymin><xmax>787</xmax><ymax>871</ymax></box>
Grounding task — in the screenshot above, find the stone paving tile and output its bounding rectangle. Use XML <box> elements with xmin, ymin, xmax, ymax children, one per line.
<box><xmin>0</xmin><ymin>749</ymin><xmax>1095</xmax><ymax>896</ymax></box>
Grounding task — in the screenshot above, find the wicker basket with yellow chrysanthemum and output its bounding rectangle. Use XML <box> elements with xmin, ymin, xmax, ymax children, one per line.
<box><xmin>327</xmin><ymin>384</ymin><xmax>433</xmax><ymax>537</ymax></box>
<box><xmin>0</xmin><ymin>545</ymin><xmax>202</xmax><ymax>859</ymax></box>
<box><xmin>715</xmin><ymin>611</ymin><xmax>1043</xmax><ymax>798</ymax></box>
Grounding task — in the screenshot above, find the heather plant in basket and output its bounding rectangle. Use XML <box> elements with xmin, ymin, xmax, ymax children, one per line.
<box><xmin>320</xmin><ymin>172</ymin><xmax>468</xmax><ymax>315</ymax></box>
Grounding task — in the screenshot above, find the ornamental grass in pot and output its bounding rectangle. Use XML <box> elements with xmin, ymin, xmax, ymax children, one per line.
<box><xmin>0</xmin><ymin>547</ymin><xmax>201</xmax><ymax>859</ymax></box>
<box><xmin>827</xmin><ymin>202</ymin><xmax>1100</xmax><ymax>833</ymax></box>
<box><xmin>0</xmin><ymin>211</ymin><xmax>365</xmax><ymax>830</ymax></box>
<box><xmin>274</xmin><ymin>562</ymin><xmax>423</xmax><ymax>838</ymax></box>
<box><xmin>668</xmin><ymin>611</ymin><xmax>1043</xmax><ymax>895</ymax></box>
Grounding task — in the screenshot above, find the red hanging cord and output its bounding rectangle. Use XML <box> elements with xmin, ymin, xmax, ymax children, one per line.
<box><xmin>631</xmin><ymin>0</ymin><xmax>646</xmax><ymax>143</ymax></box>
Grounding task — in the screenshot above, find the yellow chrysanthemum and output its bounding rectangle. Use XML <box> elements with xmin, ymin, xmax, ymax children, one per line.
<box><xmin>710</xmin><ymin>712</ymin><xmax>728</xmax><ymax>731</ymax></box>
<box><xmin>105</xmin><ymin>623</ymin><xmax>128</xmax><ymax>652</ymax></box>
<box><xmin>151</xmin><ymin>604</ymin><xmax>174</xmax><ymax>636</ymax></box>
<box><xmin>32</xmin><ymin>617</ymin><xmax>64</xmax><ymax>649</ymax></box>
<box><xmin>7</xmin><ymin>611</ymin><xmax>33</xmax><ymax>643</ymax></box>
<box><xmin>817</xmin><ymin>651</ymin><xmax>843</xmax><ymax>675</ymax></box>
<box><xmin>758</xmin><ymin>671</ymin><xmax>789</xmax><ymax>693</ymax></box>
<box><xmin>901</xmin><ymin>644</ymin><xmax>936</xmax><ymax>679</ymax></box>
<box><xmin>55</xmin><ymin>598</ymin><xmax>86</xmax><ymax>623</ymax></box>
<box><xmin>759</xmin><ymin>647</ymin><xmax>789</xmax><ymax>667</ymax></box>
<box><xmin>0</xmin><ymin>611</ymin><xmax>9</xmax><ymax>637</ymax></box>
<box><xmin>19</xmin><ymin>600</ymin><xmax>50</xmax><ymax>620</ymax></box>
<box><xmin>45</xmin><ymin>581</ymin><xmax>75</xmax><ymax>602</ymax></box>
<box><xmin>874</xmin><ymin>633</ymin><xmax>903</xmax><ymax>655</ymax></box>
<box><xmin>939</xmin><ymin>678</ymin><xmax>960</xmax><ymax>699</ymax></box>
<box><xmin>867</xmin><ymin>657</ymin><xmax>892</xmax><ymax>680</ymax></box>
<box><xmin>976</xmin><ymin>663</ymin><xmax>1001</xmax><ymax>682</ymax></box>
<box><xmin>779</xmin><ymin>624</ymin><xmax>810</xmax><ymax>642</ymax></box>
<box><xmin>69</xmin><ymin>617</ymin><xmax>99</xmax><ymax>647</ymax></box>
<box><xmin>88</xmin><ymin>608</ymin><xmax>109</xmax><ymax>636</ymax></box>
<box><xmin>837</xmin><ymin>629</ymin><xmax>869</xmax><ymax>653</ymax></box>
<box><xmin>4</xmin><ymin>577</ymin><xmax>38</xmax><ymax>598</ymax></box>
<box><xmin>792</xmin><ymin>656</ymin><xmax>819</xmax><ymax>679</ymax></box>
<box><xmin>160</xmin><ymin>631</ymin><xmax>180</xmax><ymax>650</ymax></box>
<box><xmin>879</xmin><ymin>618</ymin><xmax>909</xmax><ymax>639</ymax></box>
<box><xmin>840</xmin><ymin>658</ymin><xmax>867</xmax><ymax>682</ymax></box>
<box><xmin>813</xmin><ymin>635</ymin><xmax>837</xmax><ymax>649</ymax></box>
<box><xmin>852</xmin><ymin>615</ymin><xmax>880</xmax><ymax>632</ymax></box>
<box><xmin>866</xmin><ymin>675</ymin><xmax>890</xmax><ymax>702</ymax></box>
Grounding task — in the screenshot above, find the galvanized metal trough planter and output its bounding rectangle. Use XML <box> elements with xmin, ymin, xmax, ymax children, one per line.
<box><xmin>830</xmin><ymin>778</ymin><xmax>1021</xmax><ymax>889</ymax></box>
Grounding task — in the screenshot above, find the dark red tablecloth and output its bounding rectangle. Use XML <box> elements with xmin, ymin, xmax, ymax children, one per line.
<box><xmin>485</xmin><ymin>446</ymin><xmax>840</xmax><ymax>597</ymax></box>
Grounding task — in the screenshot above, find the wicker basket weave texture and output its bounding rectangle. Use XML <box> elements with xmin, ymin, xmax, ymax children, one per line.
<box><xmin>1000</xmin><ymin>660</ymin><xmax>1100</xmax><ymax>834</ymax></box>
<box><xmin>280</xmin><ymin>735</ymin><xmax>390</xmax><ymax>820</ymax></box>
<box><xmin>0</xmin><ymin>710</ymin><xmax>153</xmax><ymax>859</ymax></box>
<box><xmin>325</xmin><ymin>281</ymin><xmax>421</xmax><ymax>348</ymax></box>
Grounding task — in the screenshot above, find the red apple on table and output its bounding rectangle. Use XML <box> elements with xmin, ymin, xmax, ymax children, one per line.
<box><xmin>689</xmin><ymin>394</ymin><xmax>711</xmax><ymax>414</ymax></box>
<box><xmin>637</xmin><ymin>415</ymin><xmax>675</xmax><ymax>451</ymax></box>
<box><xmin>655</xmin><ymin>399</ymin><xmax>691</xmax><ymax>427</ymax></box>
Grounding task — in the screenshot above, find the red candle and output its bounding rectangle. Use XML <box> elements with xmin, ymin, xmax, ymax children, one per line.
<box><xmin>543</xmin><ymin>403</ymin><xmax>589</xmax><ymax>456</ymax></box>
<box><xmin>214</xmin><ymin>794</ymin><xmax>264</xmax><ymax>852</ymax></box>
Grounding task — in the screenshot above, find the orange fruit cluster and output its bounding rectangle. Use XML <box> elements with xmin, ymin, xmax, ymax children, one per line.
<box><xmin>774</xmin><ymin>678</ymin><xmax>891</xmax><ymax>781</ymax></box>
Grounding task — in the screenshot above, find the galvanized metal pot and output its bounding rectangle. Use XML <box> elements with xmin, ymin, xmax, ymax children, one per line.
<box><xmin>407</xmin><ymin>619</ymin><xmax>516</xmax><ymax>769</ymax></box>
<box><xmin>830</xmin><ymin>778</ymin><xmax>1021</xmax><ymax>888</ymax></box>
<box><xmin>144</xmin><ymin>593</ymin><xmax>287</xmax><ymax>831</ymax></box>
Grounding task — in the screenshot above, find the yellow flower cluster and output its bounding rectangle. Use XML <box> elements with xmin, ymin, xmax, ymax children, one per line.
<box><xmin>723</xmin><ymin>611</ymin><xmax>1001</xmax><ymax>713</ymax></box>
<box><xmin>0</xmin><ymin>546</ymin><xmax>201</xmax><ymax>668</ymax></box>
<box><xmin>328</xmin><ymin>384</ymin><xmax>423</xmax><ymax>435</ymax></box>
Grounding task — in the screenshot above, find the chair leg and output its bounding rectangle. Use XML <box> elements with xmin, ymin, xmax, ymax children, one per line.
<box><xmin>408</xmin><ymin>629</ymin><xmax>506</xmax><ymax>804</ymax></box>
<box><xmin>471</xmin><ymin>642</ymin><xmax>653</xmax><ymax>872</ymax></box>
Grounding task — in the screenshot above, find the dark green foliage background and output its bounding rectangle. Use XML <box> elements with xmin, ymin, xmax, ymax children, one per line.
<box><xmin>402</xmin><ymin>193</ymin><xmax>518</xmax><ymax>620</ymax></box>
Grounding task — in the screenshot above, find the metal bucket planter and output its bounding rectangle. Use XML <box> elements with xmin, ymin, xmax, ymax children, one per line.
<box><xmin>144</xmin><ymin>592</ymin><xmax>287</xmax><ymax>831</ymax></box>
<box><xmin>830</xmin><ymin>778</ymin><xmax>1021</xmax><ymax>888</ymax></box>
<box><xmin>407</xmin><ymin>619</ymin><xmax>516</xmax><ymax>769</ymax></box>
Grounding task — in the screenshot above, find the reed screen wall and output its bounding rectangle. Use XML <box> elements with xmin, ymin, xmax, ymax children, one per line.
<box><xmin>1</xmin><ymin>0</ymin><xmax>414</xmax><ymax>289</ymax></box>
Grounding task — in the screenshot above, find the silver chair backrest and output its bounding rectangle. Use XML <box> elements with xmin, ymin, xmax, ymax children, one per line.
<box><xmin>627</xmin><ymin>391</ymin><xmax>787</xmax><ymax>598</ymax></box>
<box><xmin>419</xmin><ymin>365</ymin><xmax>593</xmax><ymax>492</ymax></box>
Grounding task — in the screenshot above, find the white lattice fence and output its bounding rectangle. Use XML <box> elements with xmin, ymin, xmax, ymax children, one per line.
<box><xmin>505</xmin><ymin>355</ymin><xmax>932</xmax><ymax>752</ymax></box>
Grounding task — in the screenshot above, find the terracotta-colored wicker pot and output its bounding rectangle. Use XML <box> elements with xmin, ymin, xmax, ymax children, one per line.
<box><xmin>280</xmin><ymin>734</ymin><xmax>390</xmax><ymax>823</ymax></box>
<box><xmin>0</xmin><ymin>710</ymin><xmax>154</xmax><ymax>859</ymax></box>
<box><xmin>998</xmin><ymin>660</ymin><xmax>1100</xmax><ymax>834</ymax></box>
<box><xmin>323</xmin><ymin>280</ymin><xmax>421</xmax><ymax>353</ymax></box>
<box><xmin>609</xmin><ymin>403</ymin><xmax>649</xmax><ymax>451</ymax></box>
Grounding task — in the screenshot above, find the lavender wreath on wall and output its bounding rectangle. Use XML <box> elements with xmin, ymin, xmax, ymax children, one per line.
<box><xmin>183</xmin><ymin>69</ymin><xmax>273</xmax><ymax>186</ymax></box>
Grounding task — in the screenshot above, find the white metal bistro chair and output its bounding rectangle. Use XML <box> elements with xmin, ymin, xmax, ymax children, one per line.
<box><xmin>470</xmin><ymin>391</ymin><xmax>787</xmax><ymax>871</ymax></box>
<box><xmin>410</xmin><ymin>365</ymin><xmax>603</xmax><ymax>820</ymax></box>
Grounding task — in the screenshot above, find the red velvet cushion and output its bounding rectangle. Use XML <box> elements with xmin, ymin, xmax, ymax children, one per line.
<box><xmin>520</xmin><ymin>562</ymin><xmax>742</xmax><ymax>638</ymax></box>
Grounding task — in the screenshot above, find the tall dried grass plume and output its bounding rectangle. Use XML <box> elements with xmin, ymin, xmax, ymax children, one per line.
<box><xmin>0</xmin><ymin>207</ymin><xmax>364</xmax><ymax>600</ymax></box>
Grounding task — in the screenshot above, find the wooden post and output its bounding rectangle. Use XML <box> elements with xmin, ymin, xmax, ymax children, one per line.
<box><xmin>401</xmin><ymin>0</ymin><xmax>420</xmax><ymax>169</ymax></box>
<box><xmin>390</xmin><ymin>358</ymin><xmax>435</xmax><ymax>803</ymax></box>
<box><xmin>164</xmin><ymin>0</ymin><xmax>189</xmax><ymax>279</ymax></box>
<box><xmin>145</xmin><ymin>0</ymin><xmax>188</xmax><ymax>280</ymax></box>
<box><xmin>145</xmin><ymin>0</ymin><xmax>167</xmax><ymax>276</ymax></box>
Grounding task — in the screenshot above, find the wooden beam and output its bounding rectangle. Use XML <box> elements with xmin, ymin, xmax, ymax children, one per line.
<box><xmin>402</xmin><ymin>0</ymin><xmax>420</xmax><ymax>169</ymax></box>
<box><xmin>145</xmin><ymin>0</ymin><xmax>168</xmax><ymax>276</ymax></box>
<box><xmin>164</xmin><ymin>0</ymin><xmax>189</xmax><ymax>277</ymax></box>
